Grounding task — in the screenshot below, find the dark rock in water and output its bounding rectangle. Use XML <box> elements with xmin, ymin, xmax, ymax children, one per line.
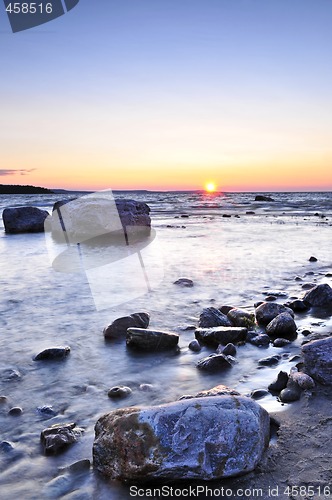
<box><xmin>265</xmin><ymin>313</ymin><xmax>297</xmax><ymax>340</ymax></box>
<box><xmin>198</xmin><ymin>307</ymin><xmax>233</xmax><ymax>328</ymax></box>
<box><xmin>248</xmin><ymin>334</ymin><xmax>270</xmax><ymax>347</ymax></box>
<box><xmin>180</xmin><ymin>214</ymin><xmax>189</xmax><ymax>218</ymax></box>
<box><xmin>188</xmin><ymin>339</ymin><xmax>201</xmax><ymax>352</ymax></box>
<box><xmin>258</xmin><ymin>354</ymin><xmax>281</xmax><ymax>366</ymax></box>
<box><xmin>195</xmin><ymin>326</ymin><xmax>247</xmax><ymax>347</ymax></box>
<box><xmin>302</xmin><ymin>337</ymin><xmax>332</xmax><ymax>385</ymax></box>
<box><xmin>254</xmin><ymin>301</ymin><xmax>264</xmax><ymax>308</ymax></box>
<box><xmin>220</xmin><ymin>343</ymin><xmax>237</xmax><ymax>356</ymax></box>
<box><xmin>325</xmin><ymin>272</ymin><xmax>332</xmax><ymax>277</ymax></box>
<box><xmin>219</xmin><ymin>305</ymin><xmax>235</xmax><ymax>315</ymax></box>
<box><xmin>34</xmin><ymin>346</ymin><xmax>70</xmax><ymax>361</ymax></box>
<box><xmin>279</xmin><ymin>382</ymin><xmax>302</xmax><ymax>403</ymax></box>
<box><xmin>197</xmin><ymin>353</ymin><xmax>234</xmax><ymax>371</ymax></box>
<box><xmin>8</xmin><ymin>406</ymin><xmax>23</xmax><ymax>416</ymax></box>
<box><xmin>41</xmin><ymin>423</ymin><xmax>84</xmax><ymax>455</ymax></box>
<box><xmin>37</xmin><ymin>405</ymin><xmax>57</xmax><ymax>417</ymax></box>
<box><xmin>222</xmin><ymin>214</ymin><xmax>231</xmax><ymax>218</ymax></box>
<box><xmin>181</xmin><ymin>324</ymin><xmax>196</xmax><ymax>331</ymax></box>
<box><xmin>273</xmin><ymin>338</ymin><xmax>291</xmax><ymax>347</ymax></box>
<box><xmin>302</xmin><ymin>283</ymin><xmax>315</xmax><ymax>290</ymax></box>
<box><xmin>265</xmin><ymin>295</ymin><xmax>277</xmax><ymax>302</ymax></box>
<box><xmin>255</xmin><ymin>302</ymin><xmax>294</xmax><ymax>326</ymax></box>
<box><xmin>0</xmin><ymin>441</ymin><xmax>14</xmax><ymax>453</ymax></box>
<box><xmin>103</xmin><ymin>312</ymin><xmax>150</xmax><ymax>340</ymax></box>
<box><xmin>303</xmin><ymin>283</ymin><xmax>332</xmax><ymax>307</ymax></box>
<box><xmin>294</xmin><ymin>276</ymin><xmax>303</xmax><ymax>281</ymax></box>
<box><xmin>251</xmin><ymin>389</ymin><xmax>269</xmax><ymax>400</ymax></box>
<box><xmin>51</xmin><ymin>197</ymin><xmax>151</xmax><ymax>241</ymax></box>
<box><xmin>246</xmin><ymin>211</ymin><xmax>255</xmax><ymax>215</ymax></box>
<box><xmin>2</xmin><ymin>206</ymin><xmax>49</xmax><ymax>234</ymax></box>
<box><xmin>227</xmin><ymin>308</ymin><xmax>255</xmax><ymax>328</ymax></box>
<box><xmin>0</xmin><ymin>396</ymin><xmax>8</xmax><ymax>403</ymax></box>
<box><xmin>126</xmin><ymin>328</ymin><xmax>179</xmax><ymax>351</ymax></box>
<box><xmin>289</xmin><ymin>370</ymin><xmax>315</xmax><ymax>390</ymax></box>
<box><xmin>179</xmin><ymin>384</ymin><xmax>241</xmax><ymax>400</ymax></box>
<box><xmin>173</xmin><ymin>278</ymin><xmax>194</xmax><ymax>287</ymax></box>
<box><xmin>93</xmin><ymin>396</ymin><xmax>270</xmax><ymax>481</ymax></box>
<box><xmin>254</xmin><ymin>195</ymin><xmax>275</xmax><ymax>202</ymax></box>
<box><xmin>309</xmin><ymin>256</ymin><xmax>318</xmax><ymax>262</ymax></box>
<box><xmin>1</xmin><ymin>368</ymin><xmax>21</xmax><ymax>381</ymax></box>
<box><xmin>268</xmin><ymin>371</ymin><xmax>289</xmax><ymax>392</ymax></box>
<box><xmin>61</xmin><ymin>459</ymin><xmax>91</xmax><ymax>473</ymax></box>
<box><xmin>108</xmin><ymin>386</ymin><xmax>132</xmax><ymax>399</ymax></box>
<box><xmin>286</xmin><ymin>299</ymin><xmax>310</xmax><ymax>312</ymax></box>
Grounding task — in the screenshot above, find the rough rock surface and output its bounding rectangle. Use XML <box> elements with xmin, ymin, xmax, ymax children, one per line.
<box><xmin>179</xmin><ymin>385</ymin><xmax>241</xmax><ymax>400</ymax></box>
<box><xmin>227</xmin><ymin>308</ymin><xmax>255</xmax><ymax>328</ymax></box>
<box><xmin>195</xmin><ymin>326</ymin><xmax>247</xmax><ymax>347</ymax></box>
<box><xmin>41</xmin><ymin>423</ymin><xmax>84</xmax><ymax>455</ymax></box>
<box><xmin>2</xmin><ymin>206</ymin><xmax>49</xmax><ymax>233</ymax></box>
<box><xmin>196</xmin><ymin>353</ymin><xmax>235</xmax><ymax>371</ymax></box>
<box><xmin>126</xmin><ymin>328</ymin><xmax>179</xmax><ymax>351</ymax></box>
<box><xmin>93</xmin><ymin>396</ymin><xmax>270</xmax><ymax>481</ymax></box>
<box><xmin>255</xmin><ymin>302</ymin><xmax>294</xmax><ymax>326</ymax></box>
<box><xmin>198</xmin><ymin>307</ymin><xmax>232</xmax><ymax>328</ymax></box>
<box><xmin>302</xmin><ymin>337</ymin><xmax>332</xmax><ymax>385</ymax></box>
<box><xmin>103</xmin><ymin>312</ymin><xmax>150</xmax><ymax>339</ymax></box>
<box><xmin>303</xmin><ymin>283</ymin><xmax>332</xmax><ymax>307</ymax></box>
<box><xmin>265</xmin><ymin>313</ymin><xmax>297</xmax><ymax>340</ymax></box>
<box><xmin>34</xmin><ymin>346</ymin><xmax>70</xmax><ymax>361</ymax></box>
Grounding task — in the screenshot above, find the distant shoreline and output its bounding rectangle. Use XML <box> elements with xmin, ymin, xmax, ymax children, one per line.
<box><xmin>0</xmin><ymin>184</ymin><xmax>54</xmax><ymax>194</ymax></box>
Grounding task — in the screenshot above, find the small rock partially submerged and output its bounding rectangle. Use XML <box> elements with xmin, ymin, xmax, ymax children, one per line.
<box><xmin>126</xmin><ymin>328</ymin><xmax>179</xmax><ymax>351</ymax></box>
<box><xmin>34</xmin><ymin>346</ymin><xmax>70</xmax><ymax>361</ymax></box>
<box><xmin>302</xmin><ymin>283</ymin><xmax>332</xmax><ymax>308</ymax></box>
<box><xmin>108</xmin><ymin>386</ymin><xmax>132</xmax><ymax>399</ymax></box>
<box><xmin>173</xmin><ymin>278</ymin><xmax>194</xmax><ymax>287</ymax></box>
<box><xmin>195</xmin><ymin>326</ymin><xmax>247</xmax><ymax>347</ymax></box>
<box><xmin>93</xmin><ymin>396</ymin><xmax>270</xmax><ymax>481</ymax></box>
<box><xmin>197</xmin><ymin>354</ymin><xmax>235</xmax><ymax>371</ymax></box>
<box><xmin>265</xmin><ymin>312</ymin><xmax>297</xmax><ymax>340</ymax></box>
<box><xmin>227</xmin><ymin>308</ymin><xmax>255</xmax><ymax>328</ymax></box>
<box><xmin>198</xmin><ymin>307</ymin><xmax>232</xmax><ymax>328</ymax></box>
<box><xmin>103</xmin><ymin>312</ymin><xmax>150</xmax><ymax>340</ymax></box>
<box><xmin>41</xmin><ymin>423</ymin><xmax>84</xmax><ymax>455</ymax></box>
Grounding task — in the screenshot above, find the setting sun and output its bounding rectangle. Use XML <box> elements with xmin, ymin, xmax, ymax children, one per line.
<box><xmin>205</xmin><ymin>182</ymin><xmax>217</xmax><ymax>193</ymax></box>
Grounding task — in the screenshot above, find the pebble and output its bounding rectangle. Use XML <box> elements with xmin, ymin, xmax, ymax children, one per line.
<box><xmin>173</xmin><ymin>278</ymin><xmax>194</xmax><ymax>287</ymax></box>
<box><xmin>258</xmin><ymin>354</ymin><xmax>281</xmax><ymax>366</ymax></box>
<box><xmin>188</xmin><ymin>340</ymin><xmax>201</xmax><ymax>352</ymax></box>
<box><xmin>279</xmin><ymin>382</ymin><xmax>301</xmax><ymax>403</ymax></box>
<box><xmin>108</xmin><ymin>386</ymin><xmax>132</xmax><ymax>399</ymax></box>
<box><xmin>273</xmin><ymin>338</ymin><xmax>291</xmax><ymax>347</ymax></box>
<box><xmin>309</xmin><ymin>256</ymin><xmax>318</xmax><ymax>262</ymax></box>
<box><xmin>8</xmin><ymin>406</ymin><xmax>23</xmax><ymax>416</ymax></box>
<box><xmin>251</xmin><ymin>389</ymin><xmax>269</xmax><ymax>400</ymax></box>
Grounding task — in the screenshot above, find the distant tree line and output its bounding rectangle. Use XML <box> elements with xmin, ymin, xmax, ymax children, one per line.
<box><xmin>0</xmin><ymin>184</ymin><xmax>54</xmax><ymax>194</ymax></box>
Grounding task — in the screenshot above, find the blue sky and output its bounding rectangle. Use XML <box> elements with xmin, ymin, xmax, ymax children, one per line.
<box><xmin>1</xmin><ymin>0</ymin><xmax>332</xmax><ymax>190</ymax></box>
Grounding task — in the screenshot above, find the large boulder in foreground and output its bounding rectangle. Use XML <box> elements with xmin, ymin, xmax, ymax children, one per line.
<box><xmin>302</xmin><ymin>337</ymin><xmax>332</xmax><ymax>385</ymax></box>
<box><xmin>50</xmin><ymin>197</ymin><xmax>151</xmax><ymax>242</ymax></box>
<box><xmin>255</xmin><ymin>302</ymin><xmax>294</xmax><ymax>326</ymax></box>
<box><xmin>303</xmin><ymin>284</ymin><xmax>332</xmax><ymax>307</ymax></box>
<box><xmin>93</xmin><ymin>396</ymin><xmax>270</xmax><ymax>481</ymax></box>
<box><xmin>2</xmin><ymin>206</ymin><xmax>49</xmax><ymax>233</ymax></box>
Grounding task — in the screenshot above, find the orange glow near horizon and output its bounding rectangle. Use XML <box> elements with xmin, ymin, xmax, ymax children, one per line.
<box><xmin>205</xmin><ymin>182</ymin><xmax>217</xmax><ymax>193</ymax></box>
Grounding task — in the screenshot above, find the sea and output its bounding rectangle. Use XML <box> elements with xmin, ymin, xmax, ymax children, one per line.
<box><xmin>0</xmin><ymin>191</ymin><xmax>331</xmax><ymax>499</ymax></box>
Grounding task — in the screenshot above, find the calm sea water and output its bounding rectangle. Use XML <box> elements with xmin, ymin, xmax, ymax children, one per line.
<box><xmin>0</xmin><ymin>191</ymin><xmax>331</xmax><ymax>499</ymax></box>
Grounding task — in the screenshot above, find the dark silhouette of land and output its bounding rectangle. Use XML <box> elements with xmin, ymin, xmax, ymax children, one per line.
<box><xmin>0</xmin><ymin>184</ymin><xmax>54</xmax><ymax>194</ymax></box>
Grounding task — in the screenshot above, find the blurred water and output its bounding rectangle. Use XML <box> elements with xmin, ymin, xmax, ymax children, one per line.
<box><xmin>0</xmin><ymin>191</ymin><xmax>331</xmax><ymax>499</ymax></box>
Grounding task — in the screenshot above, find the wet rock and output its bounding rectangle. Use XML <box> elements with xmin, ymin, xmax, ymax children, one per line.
<box><xmin>246</xmin><ymin>211</ymin><xmax>255</xmax><ymax>215</ymax></box>
<box><xmin>2</xmin><ymin>206</ymin><xmax>49</xmax><ymax>233</ymax></box>
<box><xmin>302</xmin><ymin>337</ymin><xmax>332</xmax><ymax>385</ymax></box>
<box><xmin>103</xmin><ymin>312</ymin><xmax>150</xmax><ymax>340</ymax></box>
<box><xmin>265</xmin><ymin>313</ymin><xmax>297</xmax><ymax>340</ymax></box>
<box><xmin>197</xmin><ymin>354</ymin><xmax>234</xmax><ymax>371</ymax></box>
<box><xmin>294</xmin><ymin>276</ymin><xmax>303</xmax><ymax>281</ymax></box>
<box><xmin>188</xmin><ymin>339</ymin><xmax>201</xmax><ymax>352</ymax></box>
<box><xmin>0</xmin><ymin>395</ymin><xmax>7</xmax><ymax>403</ymax></box>
<box><xmin>268</xmin><ymin>371</ymin><xmax>289</xmax><ymax>392</ymax></box>
<box><xmin>41</xmin><ymin>423</ymin><xmax>84</xmax><ymax>455</ymax></box>
<box><xmin>258</xmin><ymin>354</ymin><xmax>281</xmax><ymax>366</ymax></box>
<box><xmin>309</xmin><ymin>256</ymin><xmax>318</xmax><ymax>262</ymax></box>
<box><xmin>126</xmin><ymin>328</ymin><xmax>179</xmax><ymax>351</ymax></box>
<box><xmin>273</xmin><ymin>338</ymin><xmax>291</xmax><ymax>347</ymax></box>
<box><xmin>93</xmin><ymin>396</ymin><xmax>270</xmax><ymax>481</ymax></box>
<box><xmin>220</xmin><ymin>343</ymin><xmax>237</xmax><ymax>356</ymax></box>
<box><xmin>0</xmin><ymin>441</ymin><xmax>14</xmax><ymax>453</ymax></box>
<box><xmin>37</xmin><ymin>405</ymin><xmax>57</xmax><ymax>417</ymax></box>
<box><xmin>195</xmin><ymin>326</ymin><xmax>247</xmax><ymax>347</ymax></box>
<box><xmin>286</xmin><ymin>299</ymin><xmax>310</xmax><ymax>312</ymax></box>
<box><xmin>34</xmin><ymin>346</ymin><xmax>70</xmax><ymax>361</ymax></box>
<box><xmin>179</xmin><ymin>384</ymin><xmax>241</xmax><ymax>400</ymax></box>
<box><xmin>60</xmin><ymin>459</ymin><xmax>91</xmax><ymax>473</ymax></box>
<box><xmin>219</xmin><ymin>305</ymin><xmax>235</xmax><ymax>315</ymax></box>
<box><xmin>255</xmin><ymin>302</ymin><xmax>294</xmax><ymax>326</ymax></box>
<box><xmin>302</xmin><ymin>283</ymin><xmax>315</xmax><ymax>290</ymax></box>
<box><xmin>8</xmin><ymin>406</ymin><xmax>23</xmax><ymax>416</ymax></box>
<box><xmin>302</xmin><ymin>283</ymin><xmax>332</xmax><ymax>307</ymax></box>
<box><xmin>173</xmin><ymin>278</ymin><xmax>194</xmax><ymax>287</ymax></box>
<box><xmin>227</xmin><ymin>308</ymin><xmax>255</xmax><ymax>328</ymax></box>
<box><xmin>108</xmin><ymin>386</ymin><xmax>132</xmax><ymax>399</ymax></box>
<box><xmin>198</xmin><ymin>307</ymin><xmax>233</xmax><ymax>328</ymax></box>
<box><xmin>1</xmin><ymin>368</ymin><xmax>21</xmax><ymax>381</ymax></box>
<box><xmin>251</xmin><ymin>389</ymin><xmax>269</xmax><ymax>400</ymax></box>
<box><xmin>265</xmin><ymin>295</ymin><xmax>277</xmax><ymax>302</ymax></box>
<box><xmin>254</xmin><ymin>195</ymin><xmax>275</xmax><ymax>202</ymax></box>
<box><xmin>289</xmin><ymin>370</ymin><xmax>315</xmax><ymax>390</ymax></box>
<box><xmin>279</xmin><ymin>381</ymin><xmax>302</xmax><ymax>403</ymax></box>
<box><xmin>247</xmin><ymin>333</ymin><xmax>270</xmax><ymax>347</ymax></box>
<box><xmin>139</xmin><ymin>384</ymin><xmax>154</xmax><ymax>392</ymax></box>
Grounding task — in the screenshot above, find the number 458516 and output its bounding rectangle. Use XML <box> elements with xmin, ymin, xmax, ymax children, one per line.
<box><xmin>6</xmin><ymin>3</ymin><xmax>53</xmax><ymax>14</ymax></box>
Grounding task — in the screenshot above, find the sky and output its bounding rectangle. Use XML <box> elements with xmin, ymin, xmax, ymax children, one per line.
<box><xmin>1</xmin><ymin>0</ymin><xmax>332</xmax><ymax>191</ymax></box>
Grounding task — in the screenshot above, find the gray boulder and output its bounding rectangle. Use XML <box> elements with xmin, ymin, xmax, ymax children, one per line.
<box><xmin>93</xmin><ymin>396</ymin><xmax>270</xmax><ymax>481</ymax></box>
<box><xmin>198</xmin><ymin>307</ymin><xmax>232</xmax><ymax>328</ymax></box>
<box><xmin>103</xmin><ymin>312</ymin><xmax>150</xmax><ymax>339</ymax></box>
<box><xmin>303</xmin><ymin>284</ymin><xmax>332</xmax><ymax>307</ymax></box>
<box><xmin>255</xmin><ymin>302</ymin><xmax>294</xmax><ymax>326</ymax></box>
<box><xmin>41</xmin><ymin>423</ymin><xmax>84</xmax><ymax>455</ymax></box>
<box><xmin>2</xmin><ymin>206</ymin><xmax>49</xmax><ymax>233</ymax></box>
<box><xmin>227</xmin><ymin>308</ymin><xmax>255</xmax><ymax>328</ymax></box>
<box><xmin>265</xmin><ymin>313</ymin><xmax>297</xmax><ymax>340</ymax></box>
<box><xmin>126</xmin><ymin>328</ymin><xmax>179</xmax><ymax>351</ymax></box>
<box><xmin>195</xmin><ymin>326</ymin><xmax>247</xmax><ymax>347</ymax></box>
<box><xmin>302</xmin><ymin>337</ymin><xmax>332</xmax><ymax>385</ymax></box>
